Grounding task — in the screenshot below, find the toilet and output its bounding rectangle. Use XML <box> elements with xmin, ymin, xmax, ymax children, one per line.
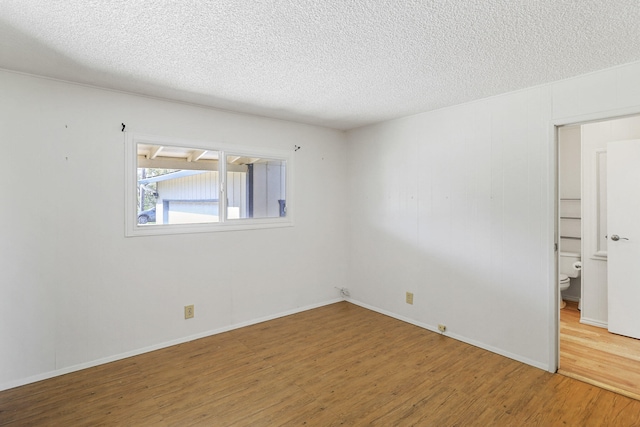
<box><xmin>559</xmin><ymin>252</ymin><xmax>581</xmax><ymax>309</ymax></box>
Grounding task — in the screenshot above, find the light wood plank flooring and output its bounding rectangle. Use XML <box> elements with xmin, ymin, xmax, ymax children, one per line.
<box><xmin>559</xmin><ymin>300</ymin><xmax>640</xmax><ymax>401</ymax></box>
<box><xmin>2</xmin><ymin>302</ymin><xmax>640</xmax><ymax>426</ymax></box>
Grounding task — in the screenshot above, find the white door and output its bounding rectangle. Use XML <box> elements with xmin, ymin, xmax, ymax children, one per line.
<box><xmin>607</xmin><ymin>139</ymin><xmax>640</xmax><ymax>339</ymax></box>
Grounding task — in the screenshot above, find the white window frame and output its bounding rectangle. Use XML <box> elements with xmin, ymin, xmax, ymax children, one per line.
<box><xmin>125</xmin><ymin>133</ymin><xmax>294</xmax><ymax>237</ymax></box>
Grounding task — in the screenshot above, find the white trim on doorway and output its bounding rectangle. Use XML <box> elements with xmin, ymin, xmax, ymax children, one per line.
<box><xmin>552</xmin><ymin>106</ymin><xmax>640</xmax><ymax>374</ymax></box>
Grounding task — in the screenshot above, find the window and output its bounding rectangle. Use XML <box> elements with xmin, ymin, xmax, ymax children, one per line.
<box><xmin>125</xmin><ymin>133</ymin><xmax>292</xmax><ymax>236</ymax></box>
<box><xmin>226</xmin><ymin>155</ymin><xmax>287</xmax><ymax>219</ymax></box>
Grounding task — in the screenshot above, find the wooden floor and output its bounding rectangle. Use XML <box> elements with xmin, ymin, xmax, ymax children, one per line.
<box><xmin>559</xmin><ymin>300</ymin><xmax>640</xmax><ymax>401</ymax></box>
<box><xmin>2</xmin><ymin>302</ymin><xmax>640</xmax><ymax>426</ymax></box>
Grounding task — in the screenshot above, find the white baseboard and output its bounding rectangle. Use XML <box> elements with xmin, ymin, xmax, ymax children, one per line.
<box><xmin>0</xmin><ymin>298</ymin><xmax>343</xmax><ymax>392</ymax></box>
<box><xmin>580</xmin><ymin>317</ymin><xmax>608</xmax><ymax>329</ymax></box>
<box><xmin>345</xmin><ymin>298</ymin><xmax>551</xmax><ymax>372</ymax></box>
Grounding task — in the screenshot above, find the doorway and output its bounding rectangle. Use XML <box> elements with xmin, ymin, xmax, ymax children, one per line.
<box><xmin>557</xmin><ymin>114</ymin><xmax>640</xmax><ymax>400</ymax></box>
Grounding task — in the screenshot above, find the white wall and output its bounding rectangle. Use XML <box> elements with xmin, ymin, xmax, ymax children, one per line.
<box><xmin>346</xmin><ymin>60</ymin><xmax>640</xmax><ymax>371</ymax></box>
<box><xmin>347</xmin><ymin>88</ymin><xmax>554</xmax><ymax>369</ymax></box>
<box><xmin>559</xmin><ymin>126</ymin><xmax>581</xmax><ymax>200</ymax></box>
<box><xmin>0</xmin><ymin>70</ymin><xmax>349</xmax><ymax>390</ymax></box>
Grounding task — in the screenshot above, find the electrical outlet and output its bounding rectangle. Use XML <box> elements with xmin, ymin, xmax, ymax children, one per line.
<box><xmin>406</xmin><ymin>292</ymin><xmax>414</xmax><ymax>305</ymax></box>
<box><xmin>184</xmin><ymin>305</ymin><xmax>194</xmax><ymax>319</ymax></box>
<box><xmin>438</xmin><ymin>324</ymin><xmax>446</xmax><ymax>333</ymax></box>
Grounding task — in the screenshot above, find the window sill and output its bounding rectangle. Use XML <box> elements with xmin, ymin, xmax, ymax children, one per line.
<box><xmin>126</xmin><ymin>217</ymin><xmax>294</xmax><ymax>237</ymax></box>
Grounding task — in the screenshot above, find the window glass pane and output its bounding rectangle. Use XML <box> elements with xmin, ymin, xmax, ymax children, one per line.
<box><xmin>137</xmin><ymin>144</ymin><xmax>220</xmax><ymax>225</ymax></box>
<box><xmin>226</xmin><ymin>155</ymin><xmax>286</xmax><ymax>219</ymax></box>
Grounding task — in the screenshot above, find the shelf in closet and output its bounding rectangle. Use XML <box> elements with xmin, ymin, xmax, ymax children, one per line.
<box><xmin>560</xmin><ymin>199</ymin><xmax>581</xmax><ymax>222</ymax></box>
<box><xmin>560</xmin><ymin>217</ymin><xmax>581</xmax><ymax>239</ymax></box>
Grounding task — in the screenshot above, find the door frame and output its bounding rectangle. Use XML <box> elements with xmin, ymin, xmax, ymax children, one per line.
<box><xmin>552</xmin><ymin>107</ymin><xmax>640</xmax><ymax>372</ymax></box>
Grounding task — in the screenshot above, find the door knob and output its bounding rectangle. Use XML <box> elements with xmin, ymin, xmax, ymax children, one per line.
<box><xmin>611</xmin><ymin>234</ymin><xmax>629</xmax><ymax>241</ymax></box>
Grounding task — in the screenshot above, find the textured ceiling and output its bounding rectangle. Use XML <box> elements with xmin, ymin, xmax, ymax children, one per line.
<box><xmin>1</xmin><ymin>1</ymin><xmax>640</xmax><ymax>130</ymax></box>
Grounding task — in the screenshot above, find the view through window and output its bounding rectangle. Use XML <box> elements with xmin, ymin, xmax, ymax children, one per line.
<box><xmin>131</xmin><ymin>140</ymin><xmax>289</xmax><ymax>233</ymax></box>
<box><xmin>137</xmin><ymin>144</ymin><xmax>220</xmax><ymax>225</ymax></box>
